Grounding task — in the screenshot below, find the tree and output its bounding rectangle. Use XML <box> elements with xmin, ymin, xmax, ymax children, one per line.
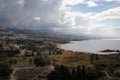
<box><xmin>0</xmin><ymin>63</ymin><xmax>12</xmax><ymax>77</ymax></box>
<box><xmin>47</xmin><ymin>65</ymin><xmax>70</xmax><ymax>80</ymax></box>
<box><xmin>71</xmin><ymin>68</ymin><xmax>77</xmax><ymax>80</ymax></box>
<box><xmin>95</xmin><ymin>54</ymin><xmax>99</xmax><ymax>60</ymax></box>
<box><xmin>9</xmin><ymin>59</ymin><xmax>13</xmax><ymax>65</ymax></box>
<box><xmin>90</xmin><ymin>54</ymin><xmax>94</xmax><ymax>64</ymax></box>
<box><xmin>76</xmin><ymin>66</ymin><xmax>81</xmax><ymax>80</ymax></box>
<box><xmin>82</xmin><ymin>65</ymin><xmax>86</xmax><ymax>80</ymax></box>
<box><xmin>13</xmin><ymin>59</ymin><xmax>17</xmax><ymax>64</ymax></box>
<box><xmin>34</xmin><ymin>57</ymin><xmax>46</xmax><ymax>67</ymax></box>
<box><xmin>4</xmin><ymin>50</ymin><xmax>20</xmax><ymax>57</ymax></box>
<box><xmin>29</xmin><ymin>58</ymin><xmax>33</xmax><ymax>65</ymax></box>
<box><xmin>47</xmin><ymin>65</ymin><xmax>102</xmax><ymax>80</ymax></box>
<box><xmin>86</xmin><ymin>69</ymin><xmax>102</xmax><ymax>80</ymax></box>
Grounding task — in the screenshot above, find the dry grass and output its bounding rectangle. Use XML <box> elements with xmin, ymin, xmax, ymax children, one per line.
<box><xmin>15</xmin><ymin>68</ymin><xmax>42</xmax><ymax>80</ymax></box>
<box><xmin>49</xmin><ymin>53</ymin><xmax>120</xmax><ymax>69</ymax></box>
<box><xmin>49</xmin><ymin>53</ymin><xmax>94</xmax><ymax>68</ymax></box>
<box><xmin>95</xmin><ymin>54</ymin><xmax>120</xmax><ymax>65</ymax></box>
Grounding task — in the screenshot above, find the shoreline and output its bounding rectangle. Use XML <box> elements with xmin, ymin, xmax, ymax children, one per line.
<box><xmin>56</xmin><ymin>43</ymin><xmax>62</xmax><ymax>48</ymax></box>
<box><xmin>56</xmin><ymin>43</ymin><xmax>119</xmax><ymax>55</ymax></box>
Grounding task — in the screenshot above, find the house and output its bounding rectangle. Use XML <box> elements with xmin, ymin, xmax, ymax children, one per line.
<box><xmin>3</xmin><ymin>44</ymin><xmax>11</xmax><ymax>51</ymax></box>
<box><xmin>19</xmin><ymin>49</ymin><xmax>26</xmax><ymax>55</ymax></box>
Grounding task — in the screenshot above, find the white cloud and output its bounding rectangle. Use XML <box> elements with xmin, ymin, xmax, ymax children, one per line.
<box><xmin>93</xmin><ymin>7</ymin><xmax>120</xmax><ymax>21</ymax></box>
<box><xmin>63</xmin><ymin>0</ymin><xmax>98</xmax><ymax>7</ymax></box>
<box><xmin>63</xmin><ymin>0</ymin><xmax>86</xmax><ymax>6</ymax></box>
<box><xmin>84</xmin><ymin>1</ymin><xmax>120</xmax><ymax>37</ymax></box>
<box><xmin>58</xmin><ymin>10</ymin><xmax>92</xmax><ymax>34</ymax></box>
<box><xmin>95</xmin><ymin>0</ymin><xmax>120</xmax><ymax>2</ymax></box>
<box><xmin>106</xmin><ymin>0</ymin><xmax>120</xmax><ymax>2</ymax></box>
<box><xmin>86</xmin><ymin>1</ymin><xmax>98</xmax><ymax>7</ymax></box>
<box><xmin>88</xmin><ymin>23</ymin><xmax>120</xmax><ymax>37</ymax></box>
<box><xmin>34</xmin><ymin>17</ymin><xmax>40</xmax><ymax>21</ymax></box>
<box><xmin>17</xmin><ymin>0</ymin><xmax>25</xmax><ymax>5</ymax></box>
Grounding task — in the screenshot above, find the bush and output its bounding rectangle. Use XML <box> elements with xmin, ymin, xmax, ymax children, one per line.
<box><xmin>34</xmin><ymin>57</ymin><xmax>47</xmax><ymax>67</ymax></box>
<box><xmin>0</xmin><ymin>63</ymin><xmax>12</xmax><ymax>77</ymax></box>
<box><xmin>47</xmin><ymin>65</ymin><xmax>102</xmax><ymax>80</ymax></box>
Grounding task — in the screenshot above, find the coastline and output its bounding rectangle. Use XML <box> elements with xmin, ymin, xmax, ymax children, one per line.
<box><xmin>56</xmin><ymin>43</ymin><xmax>62</xmax><ymax>48</ymax></box>
<box><xmin>57</xmin><ymin>40</ymin><xmax>120</xmax><ymax>54</ymax></box>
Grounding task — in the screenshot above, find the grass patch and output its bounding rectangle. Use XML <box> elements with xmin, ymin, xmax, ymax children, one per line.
<box><xmin>49</xmin><ymin>53</ymin><xmax>94</xmax><ymax>68</ymax></box>
<box><xmin>49</xmin><ymin>53</ymin><xmax>120</xmax><ymax>69</ymax></box>
<box><xmin>94</xmin><ymin>54</ymin><xmax>120</xmax><ymax>65</ymax></box>
<box><xmin>15</xmin><ymin>68</ymin><xmax>41</xmax><ymax>80</ymax></box>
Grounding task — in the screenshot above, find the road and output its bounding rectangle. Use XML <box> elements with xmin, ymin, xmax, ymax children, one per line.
<box><xmin>10</xmin><ymin>67</ymin><xmax>35</xmax><ymax>80</ymax></box>
<box><xmin>103</xmin><ymin>70</ymin><xmax>120</xmax><ymax>80</ymax></box>
<box><xmin>10</xmin><ymin>66</ymin><xmax>54</xmax><ymax>80</ymax></box>
<box><xmin>32</xmin><ymin>65</ymin><xmax>54</xmax><ymax>80</ymax></box>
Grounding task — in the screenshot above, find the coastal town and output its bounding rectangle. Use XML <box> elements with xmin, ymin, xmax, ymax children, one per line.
<box><xmin>0</xmin><ymin>27</ymin><xmax>65</xmax><ymax>56</ymax></box>
<box><xmin>0</xmin><ymin>0</ymin><xmax>120</xmax><ymax>80</ymax></box>
<box><xmin>0</xmin><ymin>27</ymin><xmax>65</xmax><ymax>80</ymax></box>
<box><xmin>0</xmin><ymin>27</ymin><xmax>120</xmax><ymax>80</ymax></box>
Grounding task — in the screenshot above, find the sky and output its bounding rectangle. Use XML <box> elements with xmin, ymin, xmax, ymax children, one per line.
<box><xmin>0</xmin><ymin>0</ymin><xmax>120</xmax><ymax>37</ymax></box>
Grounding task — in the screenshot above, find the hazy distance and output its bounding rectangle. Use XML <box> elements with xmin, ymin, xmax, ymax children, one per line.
<box><xmin>0</xmin><ymin>0</ymin><xmax>120</xmax><ymax>37</ymax></box>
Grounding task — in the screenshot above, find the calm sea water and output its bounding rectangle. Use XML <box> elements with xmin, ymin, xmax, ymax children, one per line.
<box><xmin>61</xmin><ymin>39</ymin><xmax>120</xmax><ymax>54</ymax></box>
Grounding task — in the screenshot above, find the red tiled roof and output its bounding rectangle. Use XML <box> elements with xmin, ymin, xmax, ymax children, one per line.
<box><xmin>62</xmin><ymin>51</ymin><xmax>73</xmax><ymax>55</ymax></box>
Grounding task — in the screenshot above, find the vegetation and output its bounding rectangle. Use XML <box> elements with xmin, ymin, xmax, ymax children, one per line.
<box><xmin>49</xmin><ymin>53</ymin><xmax>93</xmax><ymax>68</ymax></box>
<box><xmin>14</xmin><ymin>68</ymin><xmax>41</xmax><ymax>80</ymax></box>
<box><xmin>34</xmin><ymin>56</ymin><xmax>50</xmax><ymax>67</ymax></box>
<box><xmin>0</xmin><ymin>63</ymin><xmax>12</xmax><ymax>77</ymax></box>
<box><xmin>101</xmin><ymin>49</ymin><xmax>120</xmax><ymax>52</ymax></box>
<box><xmin>48</xmin><ymin>53</ymin><xmax>120</xmax><ymax>80</ymax></box>
<box><xmin>47</xmin><ymin>65</ymin><xmax>102</xmax><ymax>80</ymax></box>
<box><xmin>0</xmin><ymin>50</ymin><xmax>20</xmax><ymax>57</ymax></box>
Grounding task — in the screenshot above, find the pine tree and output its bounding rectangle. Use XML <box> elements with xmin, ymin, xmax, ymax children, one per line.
<box><xmin>82</xmin><ymin>65</ymin><xmax>86</xmax><ymax>80</ymax></box>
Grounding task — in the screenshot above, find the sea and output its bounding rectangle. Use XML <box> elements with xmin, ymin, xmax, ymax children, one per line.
<box><xmin>61</xmin><ymin>39</ymin><xmax>120</xmax><ymax>54</ymax></box>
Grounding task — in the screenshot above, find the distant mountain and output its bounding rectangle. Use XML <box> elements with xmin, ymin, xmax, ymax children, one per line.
<box><xmin>0</xmin><ymin>26</ymin><xmax>94</xmax><ymax>41</ymax></box>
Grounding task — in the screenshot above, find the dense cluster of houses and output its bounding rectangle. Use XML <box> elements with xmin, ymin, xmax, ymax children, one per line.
<box><xmin>0</xmin><ymin>28</ymin><xmax>63</xmax><ymax>57</ymax></box>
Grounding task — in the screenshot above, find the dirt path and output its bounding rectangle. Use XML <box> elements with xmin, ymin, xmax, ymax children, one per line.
<box><xmin>103</xmin><ymin>71</ymin><xmax>112</xmax><ymax>79</ymax></box>
<box><xmin>10</xmin><ymin>66</ymin><xmax>54</xmax><ymax>80</ymax></box>
<box><xmin>10</xmin><ymin>68</ymin><xmax>20</xmax><ymax>80</ymax></box>
<box><xmin>103</xmin><ymin>70</ymin><xmax>120</xmax><ymax>80</ymax></box>
<box><xmin>32</xmin><ymin>65</ymin><xmax>54</xmax><ymax>80</ymax></box>
<box><xmin>10</xmin><ymin>67</ymin><xmax>35</xmax><ymax>80</ymax></box>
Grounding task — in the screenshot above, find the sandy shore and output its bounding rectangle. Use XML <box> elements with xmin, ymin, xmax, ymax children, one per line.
<box><xmin>56</xmin><ymin>43</ymin><xmax>62</xmax><ymax>48</ymax></box>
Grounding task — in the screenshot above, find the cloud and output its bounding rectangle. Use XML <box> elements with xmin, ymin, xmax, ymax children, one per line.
<box><xmin>64</xmin><ymin>0</ymin><xmax>98</xmax><ymax>7</ymax></box>
<box><xmin>17</xmin><ymin>0</ymin><xmax>25</xmax><ymax>5</ymax></box>
<box><xmin>106</xmin><ymin>0</ymin><xmax>120</xmax><ymax>2</ymax></box>
<box><xmin>88</xmin><ymin>23</ymin><xmax>120</xmax><ymax>37</ymax></box>
<box><xmin>63</xmin><ymin>0</ymin><xmax>86</xmax><ymax>6</ymax></box>
<box><xmin>93</xmin><ymin>7</ymin><xmax>120</xmax><ymax>21</ymax></box>
<box><xmin>0</xmin><ymin>0</ymin><xmax>120</xmax><ymax>37</ymax></box>
<box><xmin>58</xmin><ymin>10</ymin><xmax>92</xmax><ymax>33</ymax></box>
<box><xmin>0</xmin><ymin>0</ymin><xmax>64</xmax><ymax>29</ymax></box>
<box><xmin>34</xmin><ymin>17</ymin><xmax>40</xmax><ymax>21</ymax></box>
<box><xmin>86</xmin><ymin>1</ymin><xmax>98</xmax><ymax>7</ymax></box>
<box><xmin>85</xmin><ymin>6</ymin><xmax>120</xmax><ymax>37</ymax></box>
<box><xmin>95</xmin><ymin>0</ymin><xmax>120</xmax><ymax>2</ymax></box>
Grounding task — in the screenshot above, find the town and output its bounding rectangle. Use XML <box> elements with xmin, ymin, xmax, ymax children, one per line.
<box><xmin>0</xmin><ymin>27</ymin><xmax>65</xmax><ymax>80</ymax></box>
<box><xmin>0</xmin><ymin>27</ymin><xmax>67</xmax><ymax>56</ymax></box>
<box><xmin>0</xmin><ymin>27</ymin><xmax>120</xmax><ymax>80</ymax></box>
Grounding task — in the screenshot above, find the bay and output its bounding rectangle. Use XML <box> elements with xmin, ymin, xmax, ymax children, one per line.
<box><xmin>61</xmin><ymin>39</ymin><xmax>120</xmax><ymax>54</ymax></box>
